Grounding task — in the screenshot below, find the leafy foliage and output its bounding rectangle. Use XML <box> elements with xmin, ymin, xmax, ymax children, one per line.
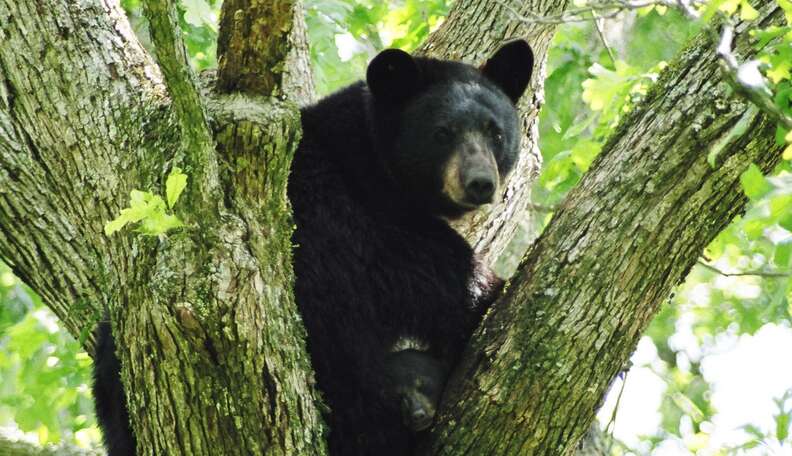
<box><xmin>104</xmin><ymin>167</ymin><xmax>187</xmax><ymax>237</ymax></box>
<box><xmin>2</xmin><ymin>0</ymin><xmax>792</xmax><ymax>453</ymax></box>
<box><xmin>533</xmin><ymin>3</ymin><xmax>792</xmax><ymax>454</ymax></box>
<box><xmin>306</xmin><ymin>0</ymin><xmax>450</xmax><ymax>94</ymax></box>
<box><xmin>0</xmin><ymin>263</ymin><xmax>99</xmax><ymax>447</ymax></box>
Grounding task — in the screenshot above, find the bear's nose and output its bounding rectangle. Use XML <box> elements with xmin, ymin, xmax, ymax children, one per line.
<box><xmin>464</xmin><ymin>176</ymin><xmax>495</xmax><ymax>204</ymax></box>
<box><xmin>410</xmin><ymin>407</ymin><xmax>433</xmax><ymax>431</ymax></box>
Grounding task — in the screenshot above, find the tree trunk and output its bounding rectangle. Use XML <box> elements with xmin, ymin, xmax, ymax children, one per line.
<box><xmin>421</xmin><ymin>3</ymin><xmax>786</xmax><ymax>455</ymax></box>
<box><xmin>1</xmin><ymin>0</ymin><xmax>325</xmax><ymax>454</ymax></box>
<box><xmin>0</xmin><ymin>0</ymin><xmax>785</xmax><ymax>455</ymax></box>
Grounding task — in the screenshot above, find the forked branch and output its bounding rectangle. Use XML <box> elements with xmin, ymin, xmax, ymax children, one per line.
<box><xmin>142</xmin><ymin>0</ymin><xmax>220</xmax><ymax>213</ymax></box>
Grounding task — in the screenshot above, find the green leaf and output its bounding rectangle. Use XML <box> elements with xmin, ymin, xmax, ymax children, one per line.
<box><xmin>701</xmin><ymin>0</ymin><xmax>729</xmax><ymax>21</ymax></box>
<box><xmin>719</xmin><ymin>0</ymin><xmax>740</xmax><ymax>14</ymax></box>
<box><xmin>767</xmin><ymin>61</ymin><xmax>791</xmax><ymax>84</ymax></box>
<box><xmin>780</xmin><ymin>211</ymin><xmax>792</xmax><ymax>232</ymax></box>
<box><xmin>561</xmin><ymin>116</ymin><xmax>595</xmax><ymax>140</ymax></box>
<box><xmin>777</xmin><ymin>411</ymin><xmax>790</xmax><ymax>442</ymax></box>
<box><xmin>166</xmin><ymin>167</ymin><xmax>188</xmax><ymax>209</ymax></box>
<box><xmin>570</xmin><ymin>140</ymin><xmax>602</xmax><ymax>172</ymax></box>
<box><xmin>739</xmin><ymin>0</ymin><xmax>759</xmax><ymax>20</ymax></box>
<box><xmin>742</xmin><ymin>423</ymin><xmax>765</xmax><ymax>440</ymax></box>
<box><xmin>137</xmin><ymin>212</ymin><xmax>183</xmax><ymax>236</ymax></box>
<box><xmin>769</xmin><ymin>194</ymin><xmax>792</xmax><ymax>219</ymax></box>
<box><xmin>104</xmin><ymin>213</ymin><xmax>131</xmax><ymax>236</ymax></box>
<box><xmin>105</xmin><ymin>185</ymin><xmax>181</xmax><ymax>236</ymax></box>
<box><xmin>778</xmin><ymin>0</ymin><xmax>792</xmax><ymax>24</ymax></box>
<box><xmin>774</xmin><ymin>241</ymin><xmax>792</xmax><ymax>268</ymax></box>
<box><xmin>752</xmin><ymin>26</ymin><xmax>792</xmax><ymax>48</ymax></box>
<box><xmin>744</xmin><ymin>218</ymin><xmax>766</xmax><ymax>239</ymax></box>
<box><xmin>777</xmin><ymin>125</ymin><xmax>790</xmax><ymax>146</ymax></box>
<box><xmin>740</xmin><ymin>164</ymin><xmax>772</xmax><ymax>200</ymax></box>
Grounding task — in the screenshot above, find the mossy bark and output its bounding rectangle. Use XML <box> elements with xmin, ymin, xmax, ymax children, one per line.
<box><xmin>0</xmin><ymin>1</ymin><xmax>325</xmax><ymax>455</ymax></box>
<box><xmin>421</xmin><ymin>3</ymin><xmax>786</xmax><ymax>455</ymax></box>
<box><xmin>0</xmin><ymin>0</ymin><xmax>786</xmax><ymax>455</ymax></box>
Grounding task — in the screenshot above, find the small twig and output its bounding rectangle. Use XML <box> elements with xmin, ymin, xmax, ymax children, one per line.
<box><xmin>498</xmin><ymin>0</ymin><xmax>703</xmax><ymax>24</ymax></box>
<box><xmin>527</xmin><ymin>202</ymin><xmax>559</xmax><ymax>212</ymax></box>
<box><xmin>496</xmin><ymin>0</ymin><xmax>669</xmax><ymax>25</ymax></box>
<box><xmin>675</xmin><ymin>0</ymin><xmax>701</xmax><ymax>19</ymax></box>
<box><xmin>715</xmin><ymin>21</ymin><xmax>792</xmax><ymax>130</ymax></box>
<box><xmin>592</xmin><ymin>12</ymin><xmax>617</xmax><ymax>65</ymax></box>
<box><xmin>696</xmin><ymin>260</ymin><xmax>791</xmax><ymax>278</ymax></box>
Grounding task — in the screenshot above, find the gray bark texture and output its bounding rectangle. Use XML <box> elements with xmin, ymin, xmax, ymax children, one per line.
<box><xmin>0</xmin><ymin>0</ymin><xmax>785</xmax><ymax>455</ymax></box>
<box><xmin>1</xmin><ymin>0</ymin><xmax>324</xmax><ymax>454</ymax></box>
<box><xmin>421</xmin><ymin>3</ymin><xmax>787</xmax><ymax>455</ymax></box>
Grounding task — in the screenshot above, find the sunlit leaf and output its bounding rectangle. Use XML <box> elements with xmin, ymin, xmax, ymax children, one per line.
<box><xmin>767</xmin><ymin>62</ymin><xmax>790</xmax><ymax>84</ymax></box>
<box><xmin>774</xmin><ymin>242</ymin><xmax>792</xmax><ymax>268</ymax></box>
<box><xmin>778</xmin><ymin>0</ymin><xmax>792</xmax><ymax>24</ymax></box>
<box><xmin>739</xmin><ymin>0</ymin><xmax>759</xmax><ymax>20</ymax></box>
<box><xmin>777</xmin><ymin>411</ymin><xmax>790</xmax><ymax>441</ymax></box>
<box><xmin>137</xmin><ymin>212</ymin><xmax>184</xmax><ymax>236</ymax></box>
<box><xmin>740</xmin><ymin>164</ymin><xmax>772</xmax><ymax>200</ymax></box>
<box><xmin>166</xmin><ymin>167</ymin><xmax>188</xmax><ymax>209</ymax></box>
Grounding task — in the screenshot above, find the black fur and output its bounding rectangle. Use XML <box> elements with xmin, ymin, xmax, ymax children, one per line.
<box><xmin>383</xmin><ymin>349</ymin><xmax>447</xmax><ymax>432</ymax></box>
<box><xmin>91</xmin><ymin>42</ymin><xmax>533</xmax><ymax>456</ymax></box>
<box><xmin>290</xmin><ymin>43</ymin><xmax>531</xmax><ymax>455</ymax></box>
<box><xmin>93</xmin><ymin>321</ymin><xmax>135</xmax><ymax>456</ymax></box>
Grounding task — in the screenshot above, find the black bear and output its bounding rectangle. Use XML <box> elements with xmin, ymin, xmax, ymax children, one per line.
<box><xmin>92</xmin><ymin>40</ymin><xmax>533</xmax><ymax>456</ymax></box>
<box><xmin>289</xmin><ymin>40</ymin><xmax>533</xmax><ymax>455</ymax></box>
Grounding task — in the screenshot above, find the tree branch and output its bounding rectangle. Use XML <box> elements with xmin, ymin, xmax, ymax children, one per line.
<box><xmin>697</xmin><ymin>259</ymin><xmax>791</xmax><ymax>277</ymax></box>
<box><xmin>141</xmin><ymin>0</ymin><xmax>221</xmax><ymax>215</ymax></box>
<box><xmin>1</xmin><ymin>2</ymin><xmax>325</xmax><ymax>453</ymax></box>
<box><xmin>0</xmin><ymin>0</ymin><xmax>174</xmax><ymax>348</ymax></box>
<box><xmin>716</xmin><ymin>21</ymin><xmax>792</xmax><ymax>130</ymax></box>
<box><xmin>217</xmin><ymin>0</ymin><xmax>315</xmax><ymax>103</ymax></box>
<box><xmin>424</xmin><ymin>1</ymin><xmax>786</xmax><ymax>454</ymax></box>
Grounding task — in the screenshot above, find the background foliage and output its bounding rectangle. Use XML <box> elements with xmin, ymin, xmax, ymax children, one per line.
<box><xmin>0</xmin><ymin>0</ymin><xmax>790</xmax><ymax>454</ymax></box>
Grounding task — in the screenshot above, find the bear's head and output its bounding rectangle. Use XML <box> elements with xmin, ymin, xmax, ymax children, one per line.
<box><xmin>366</xmin><ymin>40</ymin><xmax>534</xmax><ymax>218</ymax></box>
<box><xmin>382</xmin><ymin>349</ymin><xmax>447</xmax><ymax>432</ymax></box>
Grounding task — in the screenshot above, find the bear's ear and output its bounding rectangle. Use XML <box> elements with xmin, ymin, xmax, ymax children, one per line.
<box><xmin>480</xmin><ymin>40</ymin><xmax>534</xmax><ymax>104</ymax></box>
<box><xmin>366</xmin><ymin>49</ymin><xmax>421</xmax><ymax>103</ymax></box>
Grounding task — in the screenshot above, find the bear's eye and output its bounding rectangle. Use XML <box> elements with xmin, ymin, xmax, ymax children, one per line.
<box><xmin>434</xmin><ymin>126</ymin><xmax>453</xmax><ymax>144</ymax></box>
<box><xmin>486</xmin><ymin>121</ymin><xmax>503</xmax><ymax>143</ymax></box>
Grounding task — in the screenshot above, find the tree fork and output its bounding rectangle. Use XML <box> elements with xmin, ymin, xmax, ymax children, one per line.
<box><xmin>141</xmin><ymin>0</ymin><xmax>221</xmax><ymax>215</ymax></box>
<box><xmin>423</xmin><ymin>2</ymin><xmax>787</xmax><ymax>454</ymax></box>
<box><xmin>1</xmin><ymin>0</ymin><xmax>788</xmax><ymax>454</ymax></box>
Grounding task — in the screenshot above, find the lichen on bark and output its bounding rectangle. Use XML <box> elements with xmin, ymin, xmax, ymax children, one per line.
<box><xmin>0</xmin><ymin>0</ymin><xmax>788</xmax><ymax>454</ymax></box>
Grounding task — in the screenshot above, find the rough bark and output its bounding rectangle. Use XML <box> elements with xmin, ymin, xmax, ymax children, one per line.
<box><xmin>422</xmin><ymin>3</ymin><xmax>786</xmax><ymax>455</ymax></box>
<box><xmin>0</xmin><ymin>0</ymin><xmax>172</xmax><ymax>350</ymax></box>
<box><xmin>0</xmin><ymin>0</ymin><xmax>325</xmax><ymax>455</ymax></box>
<box><xmin>0</xmin><ymin>0</ymin><xmax>786</xmax><ymax>455</ymax></box>
<box><xmin>217</xmin><ymin>0</ymin><xmax>315</xmax><ymax>103</ymax></box>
